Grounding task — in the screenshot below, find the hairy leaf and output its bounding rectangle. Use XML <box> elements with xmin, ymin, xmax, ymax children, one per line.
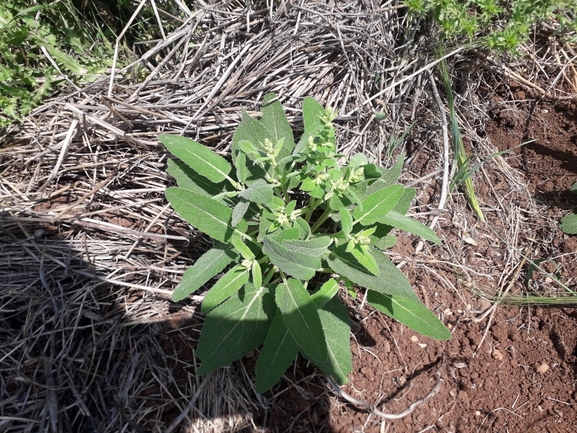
<box><xmin>263</xmin><ymin>236</ymin><xmax>320</xmax><ymax>280</ymax></box>
<box><xmin>255</xmin><ymin>310</ymin><xmax>299</xmax><ymax>393</ymax></box>
<box><xmin>380</xmin><ymin>210</ymin><xmax>441</xmax><ymax>244</ymax></box>
<box><xmin>294</xmin><ymin>217</ymin><xmax>311</xmax><ymax>239</ymax></box>
<box><xmin>261</xmin><ymin>93</ymin><xmax>295</xmax><ymax>158</ymax></box>
<box><xmin>235</xmin><ymin>151</ymin><xmax>248</xmax><ymax>184</ymax></box>
<box><xmin>349</xmin><ymin>246</ymin><xmax>379</xmax><ymax>276</ymax></box>
<box><xmin>201</xmin><ymin>265</ymin><xmax>250</xmax><ymax>312</ymax></box>
<box><xmin>340</xmin><ymin>208</ymin><xmax>353</xmax><ymax>236</ymax></box>
<box><xmin>302</xmin><ymin>96</ymin><xmax>325</xmax><ymax>131</ymax></box>
<box><xmin>367</xmin><ymin>290</ymin><xmax>451</xmax><ymax>340</ymax></box>
<box><xmin>353</xmin><ymin>184</ymin><xmax>404</xmax><ymax>226</ymax></box>
<box><xmin>311</xmin><ymin>278</ymin><xmax>339</xmax><ymax>309</ymax></box>
<box><xmin>327</xmin><ymin>245</ymin><xmax>419</xmax><ymax>301</ymax></box>
<box><xmin>166</xmin><ymin>188</ymin><xmax>243</xmax><ymax>242</ymax></box>
<box><xmin>276</xmin><ymin>279</ymin><xmax>327</xmax><ymax>363</ymax></box>
<box><xmin>166</xmin><ymin>159</ymin><xmax>226</xmax><ymax>198</ymax></box>
<box><xmin>378</xmin><ymin>152</ymin><xmax>405</xmax><ymax>187</ymax></box>
<box><xmin>160</xmin><ymin>134</ymin><xmax>231</xmax><ymax>183</ymax></box>
<box><xmin>173</xmin><ymin>245</ymin><xmax>237</xmax><ymax>302</ymax></box>
<box><xmin>238</xmin><ymin>179</ymin><xmax>274</xmax><ymax>205</ymax></box>
<box><xmin>393</xmin><ymin>187</ymin><xmax>416</xmax><ymax>215</ymax></box>
<box><xmin>196</xmin><ymin>284</ymin><xmax>274</xmax><ymax>375</ymax></box>
<box><xmin>283</xmin><ymin>236</ymin><xmax>332</xmax><ymax>256</ymax></box>
<box><xmin>302</xmin><ymin>296</ymin><xmax>352</xmax><ymax>384</ymax></box>
<box><xmin>561</xmin><ymin>214</ymin><xmax>577</xmax><ymax>234</ymax></box>
<box><xmin>232</xmin><ymin>199</ymin><xmax>250</xmax><ymax>227</ymax></box>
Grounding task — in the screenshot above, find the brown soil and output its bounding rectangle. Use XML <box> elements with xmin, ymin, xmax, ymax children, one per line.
<box><xmin>248</xmin><ymin>85</ymin><xmax>577</xmax><ymax>432</ymax></box>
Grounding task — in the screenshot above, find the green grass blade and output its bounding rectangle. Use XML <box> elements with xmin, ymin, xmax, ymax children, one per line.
<box><xmin>439</xmin><ymin>59</ymin><xmax>485</xmax><ymax>221</ymax></box>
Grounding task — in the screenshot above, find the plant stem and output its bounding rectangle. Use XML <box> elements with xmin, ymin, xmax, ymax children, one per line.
<box><xmin>311</xmin><ymin>206</ymin><xmax>333</xmax><ymax>232</ymax></box>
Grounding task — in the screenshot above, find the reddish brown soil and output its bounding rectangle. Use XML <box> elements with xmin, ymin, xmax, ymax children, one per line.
<box><xmin>248</xmin><ymin>84</ymin><xmax>577</xmax><ymax>432</ymax></box>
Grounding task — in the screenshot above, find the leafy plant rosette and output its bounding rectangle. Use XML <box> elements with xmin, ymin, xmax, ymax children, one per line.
<box><xmin>160</xmin><ymin>94</ymin><xmax>450</xmax><ymax>393</ymax></box>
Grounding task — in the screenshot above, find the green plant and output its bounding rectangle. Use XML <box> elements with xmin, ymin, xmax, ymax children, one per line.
<box><xmin>0</xmin><ymin>0</ymin><xmax>118</xmax><ymax>128</ymax></box>
<box><xmin>160</xmin><ymin>94</ymin><xmax>450</xmax><ymax>393</ymax></box>
<box><xmin>404</xmin><ymin>0</ymin><xmax>577</xmax><ymax>52</ymax></box>
<box><xmin>438</xmin><ymin>59</ymin><xmax>485</xmax><ymax>221</ymax></box>
<box><xmin>560</xmin><ymin>182</ymin><xmax>577</xmax><ymax>235</ymax></box>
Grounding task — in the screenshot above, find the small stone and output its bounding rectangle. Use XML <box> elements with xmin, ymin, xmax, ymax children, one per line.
<box><xmin>492</xmin><ymin>348</ymin><xmax>504</xmax><ymax>360</ymax></box>
<box><xmin>410</xmin><ymin>335</ymin><xmax>419</xmax><ymax>343</ymax></box>
<box><xmin>478</xmin><ymin>299</ymin><xmax>492</xmax><ymax>312</ymax></box>
<box><xmin>535</xmin><ymin>362</ymin><xmax>549</xmax><ymax>374</ymax></box>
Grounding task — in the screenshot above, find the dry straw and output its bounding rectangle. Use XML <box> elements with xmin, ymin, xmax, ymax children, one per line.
<box><xmin>1</xmin><ymin>0</ymin><xmax>575</xmax><ymax>432</ymax></box>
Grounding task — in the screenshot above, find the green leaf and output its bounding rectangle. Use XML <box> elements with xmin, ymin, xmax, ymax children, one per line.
<box><xmin>258</xmin><ymin>208</ymin><xmax>278</xmax><ymax>241</ymax></box>
<box><xmin>327</xmin><ymin>245</ymin><xmax>419</xmax><ymax>301</ymax></box>
<box><xmin>173</xmin><ymin>245</ymin><xmax>237</xmax><ymax>302</ymax></box>
<box><xmin>379</xmin><ymin>152</ymin><xmax>405</xmax><ymax>187</ymax></box>
<box><xmin>166</xmin><ymin>159</ymin><xmax>226</xmax><ymax>198</ymax></box>
<box><xmin>232</xmin><ymin>199</ymin><xmax>250</xmax><ymax>227</ymax></box>
<box><xmin>269</xmin><ymin>227</ymin><xmax>300</xmax><ymax>242</ymax></box>
<box><xmin>340</xmin><ymin>208</ymin><xmax>353</xmax><ymax>236</ymax></box>
<box><xmin>393</xmin><ymin>187</ymin><xmax>416</xmax><ymax>215</ymax></box>
<box><xmin>238</xmin><ymin>179</ymin><xmax>274</xmax><ymax>205</ymax></box>
<box><xmin>229</xmin><ymin>235</ymin><xmax>255</xmax><ymax>260</ymax></box>
<box><xmin>380</xmin><ymin>210</ymin><xmax>441</xmax><ymax>244</ymax></box>
<box><xmin>196</xmin><ymin>284</ymin><xmax>275</xmax><ymax>375</ymax></box>
<box><xmin>233</xmin><ymin>112</ymin><xmax>270</xmax><ymax>156</ymax></box>
<box><xmin>252</xmin><ymin>261</ymin><xmax>263</xmax><ymax>288</ymax></box>
<box><xmin>311</xmin><ymin>278</ymin><xmax>339</xmax><ymax>309</ymax></box>
<box><xmin>263</xmin><ymin>235</ymin><xmax>320</xmax><ymax>280</ymax></box>
<box><xmin>363</xmin><ymin>164</ymin><xmax>383</xmax><ymax>180</ymax></box>
<box><xmin>233</xmin><ymin>139</ymin><xmax>268</xmax><ymax>186</ymax></box>
<box><xmin>43</xmin><ymin>43</ymin><xmax>87</xmax><ymax>75</ymax></box>
<box><xmin>366</xmin><ymin>290</ymin><xmax>451</xmax><ymax>340</ymax></box>
<box><xmin>283</xmin><ymin>236</ymin><xmax>332</xmax><ymax>256</ymax></box>
<box><xmin>237</xmin><ymin>139</ymin><xmax>260</xmax><ymax>159</ymax></box>
<box><xmin>350</xmin><ymin>246</ymin><xmax>379</xmax><ymax>276</ymax></box>
<box><xmin>560</xmin><ymin>213</ymin><xmax>577</xmax><ymax>234</ymax></box>
<box><xmin>166</xmin><ymin>188</ymin><xmax>243</xmax><ymax>243</ymax></box>
<box><xmin>373</xmin><ymin>233</ymin><xmax>397</xmax><ymax>250</ymax></box>
<box><xmin>261</xmin><ymin>93</ymin><xmax>295</xmax><ymax>158</ymax></box>
<box><xmin>294</xmin><ymin>217</ymin><xmax>311</xmax><ymax>239</ymax></box>
<box><xmin>302</xmin><ymin>96</ymin><xmax>325</xmax><ymax>131</ymax></box>
<box><xmin>201</xmin><ymin>265</ymin><xmax>250</xmax><ymax>312</ymax></box>
<box><xmin>353</xmin><ymin>185</ymin><xmax>404</xmax><ymax>226</ymax></box>
<box><xmin>302</xmin><ymin>296</ymin><xmax>352</xmax><ymax>384</ymax></box>
<box><xmin>276</xmin><ymin>279</ymin><xmax>327</xmax><ymax>363</ymax></box>
<box><xmin>235</xmin><ymin>151</ymin><xmax>248</xmax><ymax>184</ymax></box>
<box><xmin>349</xmin><ymin>153</ymin><xmax>368</xmax><ymax>168</ymax></box>
<box><xmin>160</xmin><ymin>134</ymin><xmax>231</xmax><ymax>183</ymax></box>
<box><xmin>255</xmin><ymin>310</ymin><xmax>299</xmax><ymax>393</ymax></box>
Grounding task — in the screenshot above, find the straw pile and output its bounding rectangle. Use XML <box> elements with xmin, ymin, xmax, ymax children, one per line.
<box><xmin>0</xmin><ymin>2</ymin><xmax>428</xmax><ymax>431</ymax></box>
<box><xmin>1</xmin><ymin>1</ymin><xmax>575</xmax><ymax>432</ymax></box>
